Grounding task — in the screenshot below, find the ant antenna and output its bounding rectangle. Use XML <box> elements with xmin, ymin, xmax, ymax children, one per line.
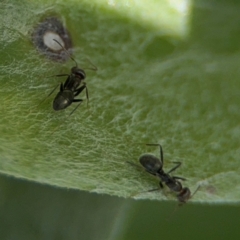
<box><xmin>52</xmin><ymin>39</ymin><xmax>78</xmax><ymax>67</ymax></box>
<box><xmin>166</xmin><ymin>203</ymin><xmax>180</xmax><ymax>221</ymax></box>
<box><xmin>167</xmin><ymin>185</ymin><xmax>201</xmax><ymax>221</ymax></box>
<box><xmin>189</xmin><ymin>185</ymin><xmax>201</xmax><ymax>200</ymax></box>
<box><xmin>53</xmin><ymin>39</ymin><xmax>98</xmax><ymax>72</ymax></box>
<box><xmin>84</xmin><ymin>58</ymin><xmax>98</xmax><ymax>71</ymax></box>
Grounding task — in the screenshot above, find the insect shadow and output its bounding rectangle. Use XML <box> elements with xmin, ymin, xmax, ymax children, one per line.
<box><xmin>42</xmin><ymin>39</ymin><xmax>97</xmax><ymax>116</ymax></box>
<box><xmin>128</xmin><ymin>143</ymin><xmax>199</xmax><ymax>204</ymax></box>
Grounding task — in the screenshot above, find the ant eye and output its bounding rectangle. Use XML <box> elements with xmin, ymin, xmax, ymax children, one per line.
<box><xmin>32</xmin><ymin>17</ymin><xmax>72</xmax><ymax>62</ymax></box>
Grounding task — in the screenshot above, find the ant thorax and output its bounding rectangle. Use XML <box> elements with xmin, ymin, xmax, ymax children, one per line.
<box><xmin>157</xmin><ymin>171</ymin><xmax>169</xmax><ymax>181</ymax></box>
<box><xmin>165</xmin><ymin>178</ymin><xmax>182</xmax><ymax>192</ymax></box>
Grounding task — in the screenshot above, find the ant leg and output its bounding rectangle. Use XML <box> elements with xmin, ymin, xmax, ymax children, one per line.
<box><xmin>72</xmin><ymin>99</ymin><xmax>83</xmax><ymax>103</ymax></box>
<box><xmin>38</xmin><ymin>83</ymin><xmax>61</xmax><ymax>106</ymax></box>
<box><xmin>69</xmin><ymin>99</ymin><xmax>83</xmax><ymax>116</ymax></box>
<box><xmin>74</xmin><ymin>85</ymin><xmax>86</xmax><ymax>97</ymax></box>
<box><xmin>172</xmin><ymin>176</ymin><xmax>186</xmax><ymax>181</ymax></box>
<box><xmin>48</xmin><ymin>84</ymin><xmax>60</xmax><ymax>97</ymax></box>
<box><xmin>74</xmin><ymin>84</ymin><xmax>89</xmax><ymax>105</ymax></box>
<box><xmin>144</xmin><ymin>169</ymin><xmax>158</xmax><ymax>177</ymax></box>
<box><xmin>39</xmin><ymin>74</ymin><xmax>68</xmax><ymax>105</ymax></box>
<box><xmin>130</xmin><ymin>185</ymin><xmax>161</xmax><ymax>198</ymax></box>
<box><xmin>80</xmin><ymin>82</ymin><xmax>89</xmax><ymax>103</ymax></box>
<box><xmin>85</xmin><ymin>85</ymin><xmax>89</xmax><ymax>104</ymax></box>
<box><xmin>60</xmin><ymin>82</ymin><xmax>64</xmax><ymax>91</ymax></box>
<box><xmin>126</xmin><ymin>161</ymin><xmax>141</xmax><ymax>169</ymax></box>
<box><xmin>146</xmin><ymin>180</ymin><xmax>163</xmax><ymax>192</ymax></box>
<box><xmin>167</xmin><ymin>161</ymin><xmax>182</xmax><ymax>174</ymax></box>
<box><xmin>146</xmin><ymin>144</ymin><xmax>164</xmax><ymax>165</ymax></box>
<box><xmin>46</xmin><ymin>74</ymin><xmax>70</xmax><ymax>78</ymax></box>
<box><xmin>54</xmin><ymin>74</ymin><xmax>70</xmax><ymax>77</ymax></box>
<box><xmin>63</xmin><ymin>76</ymin><xmax>71</xmax><ymax>89</ymax></box>
<box><xmin>147</xmin><ymin>188</ymin><xmax>161</xmax><ymax>192</ymax></box>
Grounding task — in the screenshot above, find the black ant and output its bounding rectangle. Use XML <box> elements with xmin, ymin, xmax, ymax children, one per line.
<box><xmin>129</xmin><ymin>144</ymin><xmax>199</xmax><ymax>203</ymax></box>
<box><xmin>46</xmin><ymin>39</ymin><xmax>97</xmax><ymax>115</ymax></box>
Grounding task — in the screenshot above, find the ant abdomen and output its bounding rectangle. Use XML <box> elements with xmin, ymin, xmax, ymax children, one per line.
<box><xmin>53</xmin><ymin>90</ymin><xmax>74</xmax><ymax>110</ymax></box>
<box><xmin>139</xmin><ymin>154</ymin><xmax>162</xmax><ymax>173</ymax></box>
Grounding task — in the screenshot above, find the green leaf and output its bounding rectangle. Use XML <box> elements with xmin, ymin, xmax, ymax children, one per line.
<box><xmin>1</xmin><ymin>0</ymin><xmax>240</xmax><ymax>203</ymax></box>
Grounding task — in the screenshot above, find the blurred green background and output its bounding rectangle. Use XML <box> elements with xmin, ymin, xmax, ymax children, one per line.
<box><xmin>0</xmin><ymin>174</ymin><xmax>239</xmax><ymax>240</ymax></box>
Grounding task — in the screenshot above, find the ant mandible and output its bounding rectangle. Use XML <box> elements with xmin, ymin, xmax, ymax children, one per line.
<box><xmin>47</xmin><ymin>39</ymin><xmax>97</xmax><ymax>115</ymax></box>
<box><xmin>138</xmin><ymin>144</ymin><xmax>199</xmax><ymax>203</ymax></box>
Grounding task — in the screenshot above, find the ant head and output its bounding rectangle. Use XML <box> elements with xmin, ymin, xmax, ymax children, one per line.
<box><xmin>177</xmin><ymin>185</ymin><xmax>200</xmax><ymax>204</ymax></box>
<box><xmin>139</xmin><ymin>154</ymin><xmax>163</xmax><ymax>173</ymax></box>
<box><xmin>177</xmin><ymin>187</ymin><xmax>191</xmax><ymax>203</ymax></box>
<box><xmin>71</xmin><ymin>66</ymin><xmax>86</xmax><ymax>79</ymax></box>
